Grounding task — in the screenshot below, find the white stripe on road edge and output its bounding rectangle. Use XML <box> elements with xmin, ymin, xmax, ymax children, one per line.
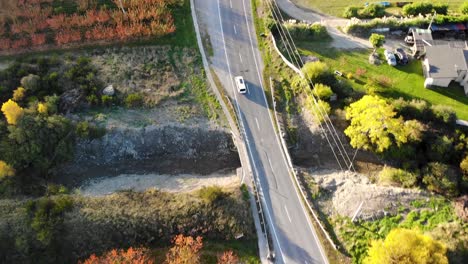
<box><xmin>285</xmin><ymin>206</ymin><xmax>292</xmax><ymax>223</ymax></box>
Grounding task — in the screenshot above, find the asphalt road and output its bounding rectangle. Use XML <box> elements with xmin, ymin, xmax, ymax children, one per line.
<box><xmin>207</xmin><ymin>0</ymin><xmax>329</xmax><ymax>263</ymax></box>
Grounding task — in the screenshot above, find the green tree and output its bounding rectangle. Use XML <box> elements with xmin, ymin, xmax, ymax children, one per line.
<box><xmin>344</xmin><ymin>95</ymin><xmax>412</xmax><ymax>153</ymax></box>
<box><xmin>364</xmin><ymin>228</ymin><xmax>448</xmax><ymax>264</ymax></box>
<box><xmin>369</xmin><ymin>33</ymin><xmax>385</xmax><ymax>51</ymax></box>
<box><xmin>4</xmin><ymin>113</ymin><xmax>73</xmax><ymax>173</ymax></box>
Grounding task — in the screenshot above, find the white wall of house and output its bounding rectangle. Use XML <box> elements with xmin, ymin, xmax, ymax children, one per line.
<box><xmin>424</xmin><ymin>77</ymin><xmax>453</xmax><ymax>88</ymax></box>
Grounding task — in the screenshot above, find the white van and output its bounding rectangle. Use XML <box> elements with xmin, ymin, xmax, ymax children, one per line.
<box><xmin>234</xmin><ymin>76</ymin><xmax>247</xmax><ymax>94</ymax></box>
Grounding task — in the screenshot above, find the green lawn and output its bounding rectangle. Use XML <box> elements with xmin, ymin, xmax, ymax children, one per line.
<box><xmin>296</xmin><ymin>41</ymin><xmax>468</xmax><ymax>120</ymax></box>
<box><xmin>291</xmin><ymin>0</ymin><xmax>465</xmax><ymax>17</ymax></box>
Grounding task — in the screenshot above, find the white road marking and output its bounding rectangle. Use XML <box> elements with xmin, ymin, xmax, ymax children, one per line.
<box><xmin>246</xmin><ymin>83</ymin><xmax>250</xmax><ymax>94</ymax></box>
<box><xmin>239</xmin><ymin>52</ymin><xmax>243</xmax><ymax>63</ymax></box>
<box><xmin>234</xmin><ymin>25</ymin><xmax>237</xmax><ymax>34</ymax></box>
<box><xmin>285</xmin><ymin>206</ymin><xmax>292</xmax><ymax>223</ymax></box>
<box><xmin>255</xmin><ymin>117</ymin><xmax>260</xmax><ymax>130</ymax></box>
<box><xmin>229</xmin><ymin>0</ymin><xmax>232</xmax><ymax>8</ymax></box>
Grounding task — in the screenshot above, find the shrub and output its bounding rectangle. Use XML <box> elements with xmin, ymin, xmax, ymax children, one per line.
<box><xmin>76</xmin><ymin>121</ymin><xmax>106</xmax><ymax>139</ymax></box>
<box><xmin>431</xmin><ymin>104</ymin><xmax>456</xmax><ymax>125</ymax></box>
<box><xmin>290</xmin><ymin>75</ymin><xmax>310</xmax><ymax>94</ymax></box>
<box><xmin>306</xmin><ymin>97</ymin><xmax>330</xmax><ymax>124</ymax></box>
<box><xmin>101</xmin><ymin>95</ymin><xmax>113</xmax><ymax>106</ymax></box>
<box><xmin>346</xmin><ymin>73</ymin><xmax>353</xmax><ymax>80</ymax></box>
<box><xmin>80</xmin><ymin>247</ymin><xmax>154</xmax><ymax>264</ymax></box>
<box><xmin>355</xmin><ymin>68</ymin><xmax>367</xmax><ymax>78</ymax></box>
<box><xmin>343</xmin><ymin>6</ymin><xmax>360</xmax><ymax>18</ymax></box>
<box><xmin>313</xmin><ymin>83</ymin><xmax>333</xmax><ymax>100</ymax></box>
<box><xmin>422</xmin><ymin>162</ymin><xmax>460</xmax><ymax>197</ymax></box>
<box><xmin>0</xmin><ymin>161</ymin><xmax>15</xmax><ymax>179</ymax></box>
<box><xmin>283</xmin><ymin>23</ymin><xmax>329</xmax><ymax>40</ymax></box>
<box><xmin>360</xmin><ymin>4</ymin><xmax>386</xmax><ymax>18</ymax></box>
<box><xmin>460</xmin><ymin>156</ymin><xmax>468</xmax><ymax>176</ymax></box>
<box><xmin>460</xmin><ymin>2</ymin><xmax>468</xmax><ymax>15</ymax></box>
<box><xmin>369</xmin><ymin>33</ymin><xmax>385</xmax><ymax>49</ymax></box>
<box><xmin>198</xmin><ymin>186</ymin><xmax>226</xmax><ymax>203</ymax></box>
<box><xmin>301</xmin><ymin>61</ymin><xmax>334</xmax><ymax>85</ymax></box>
<box><xmin>427</xmin><ymin>136</ymin><xmax>454</xmax><ymax>163</ymax></box>
<box><xmin>240</xmin><ymin>184</ymin><xmax>249</xmax><ymax>201</ymax></box>
<box><xmin>433</xmin><ymin>4</ymin><xmax>449</xmax><ymax>15</ymax></box>
<box><xmin>27</xmin><ymin>196</ymin><xmax>73</xmax><ymax>246</ymax></box>
<box><xmin>125</xmin><ymin>93</ymin><xmax>143</xmax><ymax>108</ymax></box>
<box><xmin>12</xmin><ymin>87</ymin><xmax>26</xmax><ymax>101</ymax></box>
<box><xmin>378</xmin><ymin>166</ymin><xmax>418</xmax><ymax>188</ymax></box>
<box><xmin>403</xmin><ymin>2</ymin><xmax>435</xmax><ymax>16</ymax></box>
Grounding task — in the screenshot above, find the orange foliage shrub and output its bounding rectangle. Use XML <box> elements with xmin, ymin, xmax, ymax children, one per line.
<box><xmin>0</xmin><ymin>39</ymin><xmax>11</xmax><ymax>50</ymax></box>
<box><xmin>31</xmin><ymin>33</ymin><xmax>46</xmax><ymax>46</ymax></box>
<box><xmin>217</xmin><ymin>250</ymin><xmax>239</xmax><ymax>264</ymax></box>
<box><xmin>55</xmin><ymin>30</ymin><xmax>81</xmax><ymax>45</ymax></box>
<box><xmin>11</xmin><ymin>39</ymin><xmax>29</xmax><ymax>49</ymax></box>
<box><xmin>166</xmin><ymin>235</ymin><xmax>204</xmax><ymax>264</ymax></box>
<box><xmin>0</xmin><ymin>0</ymin><xmax>177</xmax><ymax>52</ymax></box>
<box><xmin>80</xmin><ymin>247</ymin><xmax>154</xmax><ymax>264</ymax></box>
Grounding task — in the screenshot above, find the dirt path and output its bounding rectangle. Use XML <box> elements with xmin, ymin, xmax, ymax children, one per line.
<box><xmin>78</xmin><ymin>169</ymin><xmax>240</xmax><ymax>196</ymax></box>
<box><xmin>276</xmin><ymin>0</ymin><xmax>371</xmax><ymax>49</ymax></box>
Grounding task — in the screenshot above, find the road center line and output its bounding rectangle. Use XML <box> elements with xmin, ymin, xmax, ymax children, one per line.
<box><xmin>285</xmin><ymin>206</ymin><xmax>292</xmax><ymax>223</ymax></box>
<box><xmin>234</xmin><ymin>25</ymin><xmax>237</xmax><ymax>34</ymax></box>
<box><xmin>239</xmin><ymin>52</ymin><xmax>243</xmax><ymax>63</ymax></box>
<box><xmin>255</xmin><ymin>117</ymin><xmax>260</xmax><ymax>130</ymax></box>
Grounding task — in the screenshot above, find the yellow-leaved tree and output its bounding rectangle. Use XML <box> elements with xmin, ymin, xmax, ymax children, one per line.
<box><xmin>1</xmin><ymin>99</ymin><xmax>24</xmax><ymax>125</ymax></box>
<box><xmin>364</xmin><ymin>228</ymin><xmax>448</xmax><ymax>264</ymax></box>
<box><xmin>0</xmin><ymin>160</ymin><xmax>15</xmax><ymax>179</ymax></box>
<box><xmin>37</xmin><ymin>103</ymin><xmax>48</xmax><ymax>115</ymax></box>
<box><xmin>13</xmin><ymin>87</ymin><xmax>26</xmax><ymax>101</ymax></box>
<box><xmin>345</xmin><ymin>95</ymin><xmax>414</xmax><ymax>153</ymax></box>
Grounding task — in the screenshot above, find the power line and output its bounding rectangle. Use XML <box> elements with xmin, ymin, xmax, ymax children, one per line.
<box><xmin>265</xmin><ymin>0</ymin><xmax>355</xmax><ymax>171</ymax></box>
<box><xmin>263</xmin><ymin>0</ymin><xmax>345</xmax><ymax>170</ymax></box>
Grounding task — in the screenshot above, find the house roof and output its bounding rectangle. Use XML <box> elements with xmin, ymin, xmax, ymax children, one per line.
<box><xmin>425</xmin><ymin>45</ymin><xmax>468</xmax><ymax>79</ymax></box>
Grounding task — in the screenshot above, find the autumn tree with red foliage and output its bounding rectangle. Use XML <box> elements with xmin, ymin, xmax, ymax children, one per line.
<box><xmin>80</xmin><ymin>247</ymin><xmax>154</xmax><ymax>264</ymax></box>
<box><xmin>165</xmin><ymin>235</ymin><xmax>204</xmax><ymax>264</ymax></box>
